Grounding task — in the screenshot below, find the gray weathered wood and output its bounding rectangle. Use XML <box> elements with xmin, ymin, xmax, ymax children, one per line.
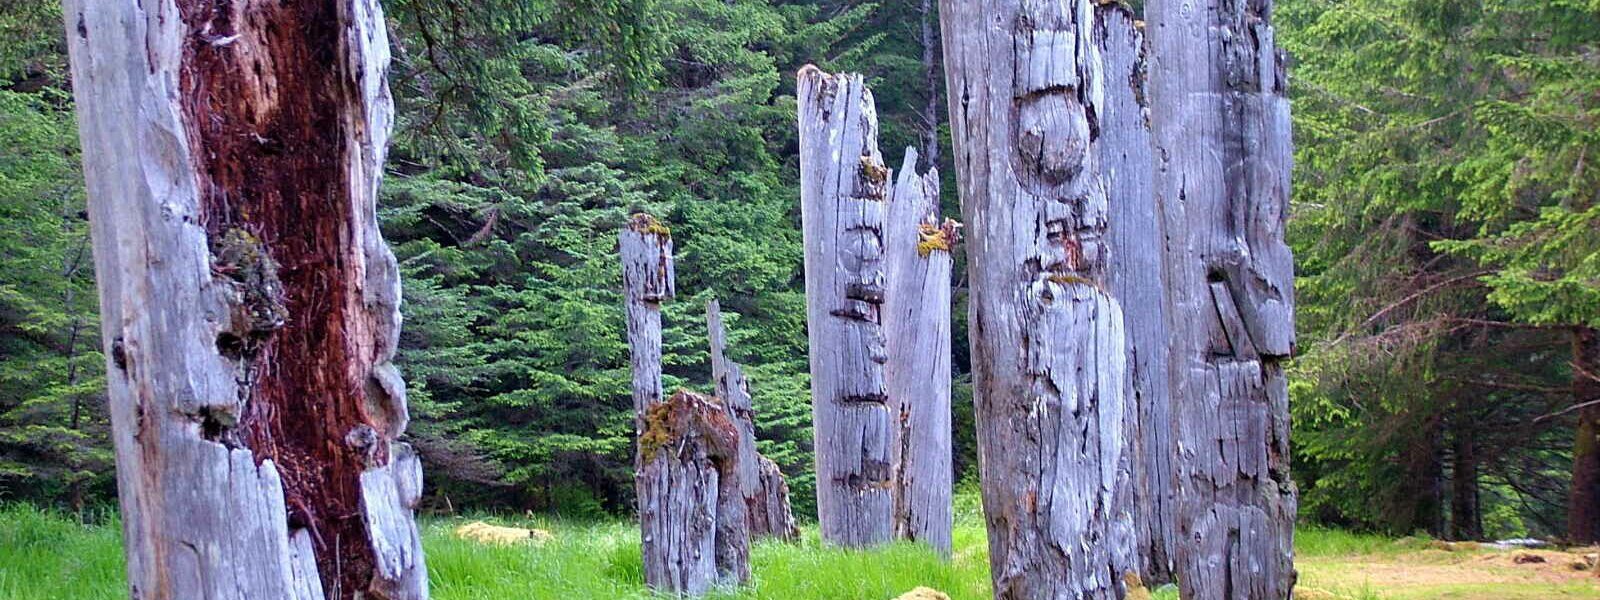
<box><xmin>1096</xmin><ymin>5</ymin><xmax>1177</xmax><ymax>587</ymax></box>
<box><xmin>1147</xmin><ymin>0</ymin><xmax>1299</xmax><ymax>596</ymax></box>
<box><xmin>621</xmin><ymin>214</ymin><xmax>676</xmax><ymax>419</ymax></box>
<box><xmin>623</xmin><ymin>222</ymin><xmax>749</xmax><ymax>595</ymax></box>
<box><xmin>883</xmin><ymin>148</ymin><xmax>955</xmax><ymax>556</ymax></box>
<box><xmin>797</xmin><ymin>66</ymin><xmax>896</xmax><ymax>548</ymax></box>
<box><xmin>938</xmin><ymin>0</ymin><xmax>1134</xmax><ymax>596</ymax></box>
<box><xmin>64</xmin><ymin>0</ymin><xmax>426</xmax><ymax>597</ymax></box>
<box><xmin>707</xmin><ymin>299</ymin><xmax>800</xmax><ymax>542</ymax></box>
<box><xmin>637</xmin><ymin>390</ymin><xmax>750</xmax><ymax>596</ymax></box>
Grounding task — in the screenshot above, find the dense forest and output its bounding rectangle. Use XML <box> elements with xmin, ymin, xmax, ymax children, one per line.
<box><xmin>1</xmin><ymin>0</ymin><xmax>1595</xmax><ymax>552</ymax></box>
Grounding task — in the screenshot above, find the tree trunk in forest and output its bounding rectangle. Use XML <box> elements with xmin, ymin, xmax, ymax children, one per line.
<box><xmin>1096</xmin><ymin>4</ymin><xmax>1176</xmax><ymax>587</ymax></box>
<box><xmin>938</xmin><ymin>0</ymin><xmax>1133</xmax><ymax>596</ymax></box>
<box><xmin>1450</xmin><ymin>431</ymin><xmax>1482</xmax><ymax>541</ymax></box>
<box><xmin>884</xmin><ymin>148</ymin><xmax>955</xmax><ymax>556</ymax></box>
<box><xmin>797</xmin><ymin>66</ymin><xmax>896</xmax><ymax>548</ymax></box>
<box><xmin>64</xmin><ymin>1</ymin><xmax>427</xmax><ymax>598</ymax></box>
<box><xmin>1570</xmin><ymin>327</ymin><xmax>1600</xmax><ymax>545</ymax></box>
<box><xmin>1147</xmin><ymin>0</ymin><xmax>1299</xmax><ymax>595</ymax></box>
<box><xmin>706</xmin><ymin>299</ymin><xmax>800</xmax><ymax>542</ymax></box>
<box><xmin>917</xmin><ymin>0</ymin><xmax>942</xmax><ymax>171</ymax></box>
<box><xmin>637</xmin><ymin>390</ymin><xmax>750</xmax><ymax>595</ymax></box>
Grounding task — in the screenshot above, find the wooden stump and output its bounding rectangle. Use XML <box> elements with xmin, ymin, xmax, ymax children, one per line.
<box><xmin>796</xmin><ymin>66</ymin><xmax>896</xmax><ymax>548</ymax></box>
<box><xmin>938</xmin><ymin>0</ymin><xmax>1134</xmax><ymax>596</ymax></box>
<box><xmin>707</xmin><ymin>299</ymin><xmax>800</xmax><ymax>542</ymax></box>
<box><xmin>1147</xmin><ymin>0</ymin><xmax>1299</xmax><ymax>595</ymax></box>
<box><xmin>64</xmin><ymin>1</ymin><xmax>426</xmax><ymax>597</ymax></box>
<box><xmin>637</xmin><ymin>390</ymin><xmax>750</xmax><ymax>595</ymax></box>
<box><xmin>883</xmin><ymin>148</ymin><xmax>956</xmax><ymax>556</ymax></box>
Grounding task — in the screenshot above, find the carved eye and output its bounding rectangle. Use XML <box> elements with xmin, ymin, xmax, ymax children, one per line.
<box><xmin>1015</xmin><ymin>93</ymin><xmax>1090</xmax><ymax>187</ymax></box>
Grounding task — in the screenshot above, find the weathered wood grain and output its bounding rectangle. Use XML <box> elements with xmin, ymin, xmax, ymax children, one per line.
<box><xmin>63</xmin><ymin>0</ymin><xmax>426</xmax><ymax>597</ymax></box>
<box><xmin>623</xmin><ymin>222</ymin><xmax>749</xmax><ymax>595</ymax></box>
<box><xmin>797</xmin><ymin>66</ymin><xmax>896</xmax><ymax>548</ymax></box>
<box><xmin>883</xmin><ymin>148</ymin><xmax>955</xmax><ymax>557</ymax></box>
<box><xmin>1147</xmin><ymin>0</ymin><xmax>1299</xmax><ymax>595</ymax></box>
<box><xmin>1095</xmin><ymin>4</ymin><xmax>1177</xmax><ymax>586</ymax></box>
<box><xmin>637</xmin><ymin>390</ymin><xmax>750</xmax><ymax>596</ymax></box>
<box><xmin>707</xmin><ymin>299</ymin><xmax>800</xmax><ymax>542</ymax></box>
<box><xmin>937</xmin><ymin>0</ymin><xmax>1134</xmax><ymax>596</ymax></box>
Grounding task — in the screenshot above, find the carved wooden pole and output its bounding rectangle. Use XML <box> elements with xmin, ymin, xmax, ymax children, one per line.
<box><xmin>63</xmin><ymin>0</ymin><xmax>426</xmax><ymax>597</ymax></box>
<box><xmin>1097</xmin><ymin>5</ymin><xmax>1177</xmax><ymax>587</ymax></box>
<box><xmin>707</xmin><ymin>299</ymin><xmax>800</xmax><ymax>542</ymax></box>
<box><xmin>883</xmin><ymin>148</ymin><xmax>956</xmax><ymax>556</ymax></box>
<box><xmin>938</xmin><ymin>0</ymin><xmax>1133</xmax><ymax>596</ymax></box>
<box><xmin>1147</xmin><ymin>0</ymin><xmax>1299</xmax><ymax>595</ymax></box>
<box><xmin>622</xmin><ymin>217</ymin><xmax>749</xmax><ymax>595</ymax></box>
<box><xmin>797</xmin><ymin>66</ymin><xmax>896</xmax><ymax>548</ymax></box>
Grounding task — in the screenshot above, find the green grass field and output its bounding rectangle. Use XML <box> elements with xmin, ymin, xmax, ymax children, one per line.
<box><xmin>2</xmin><ymin>503</ymin><xmax>1595</xmax><ymax>599</ymax></box>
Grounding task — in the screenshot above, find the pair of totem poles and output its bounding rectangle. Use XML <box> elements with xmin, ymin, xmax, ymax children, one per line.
<box><xmin>790</xmin><ymin>1</ymin><xmax>1297</xmax><ymax>600</ymax></box>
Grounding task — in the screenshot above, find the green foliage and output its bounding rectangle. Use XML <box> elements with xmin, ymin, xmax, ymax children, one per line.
<box><xmin>1283</xmin><ymin>0</ymin><xmax>1598</xmax><ymax>537</ymax></box>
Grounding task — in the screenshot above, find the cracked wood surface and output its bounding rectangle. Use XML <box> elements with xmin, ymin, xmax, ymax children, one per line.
<box><xmin>1147</xmin><ymin>0</ymin><xmax>1299</xmax><ymax>596</ymax></box>
<box><xmin>623</xmin><ymin>224</ymin><xmax>749</xmax><ymax>596</ymax></box>
<box><xmin>797</xmin><ymin>66</ymin><xmax>896</xmax><ymax>548</ymax></box>
<box><xmin>707</xmin><ymin>299</ymin><xmax>800</xmax><ymax>542</ymax></box>
<box><xmin>1096</xmin><ymin>5</ymin><xmax>1177</xmax><ymax>587</ymax></box>
<box><xmin>938</xmin><ymin>0</ymin><xmax>1134</xmax><ymax>597</ymax></box>
<box><xmin>883</xmin><ymin>148</ymin><xmax>955</xmax><ymax>557</ymax></box>
<box><xmin>64</xmin><ymin>0</ymin><xmax>426</xmax><ymax>598</ymax></box>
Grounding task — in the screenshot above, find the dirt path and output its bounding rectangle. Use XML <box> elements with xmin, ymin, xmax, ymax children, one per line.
<box><xmin>1299</xmin><ymin>547</ymin><xmax>1600</xmax><ymax>599</ymax></box>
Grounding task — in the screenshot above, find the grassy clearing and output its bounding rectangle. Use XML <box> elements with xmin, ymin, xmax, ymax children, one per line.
<box><xmin>2</xmin><ymin>504</ymin><xmax>1594</xmax><ymax>599</ymax></box>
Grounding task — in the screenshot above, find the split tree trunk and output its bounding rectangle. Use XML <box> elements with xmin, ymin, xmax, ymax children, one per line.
<box><xmin>637</xmin><ymin>390</ymin><xmax>749</xmax><ymax>596</ymax></box>
<box><xmin>1096</xmin><ymin>5</ymin><xmax>1176</xmax><ymax>587</ymax></box>
<box><xmin>797</xmin><ymin>67</ymin><xmax>896</xmax><ymax>548</ymax></box>
<box><xmin>938</xmin><ymin>0</ymin><xmax>1133</xmax><ymax>596</ymax></box>
<box><xmin>622</xmin><ymin>217</ymin><xmax>749</xmax><ymax>595</ymax></box>
<box><xmin>706</xmin><ymin>299</ymin><xmax>800</xmax><ymax>542</ymax></box>
<box><xmin>1147</xmin><ymin>0</ymin><xmax>1299</xmax><ymax>596</ymax></box>
<box><xmin>1570</xmin><ymin>327</ymin><xmax>1600</xmax><ymax>545</ymax></box>
<box><xmin>64</xmin><ymin>1</ymin><xmax>426</xmax><ymax>598</ymax></box>
<box><xmin>884</xmin><ymin>148</ymin><xmax>955</xmax><ymax>556</ymax></box>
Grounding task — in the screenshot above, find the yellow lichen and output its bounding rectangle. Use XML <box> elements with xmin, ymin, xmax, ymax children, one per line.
<box><xmin>859</xmin><ymin>156</ymin><xmax>889</xmax><ymax>186</ymax></box>
<box><xmin>916</xmin><ymin>219</ymin><xmax>962</xmax><ymax>257</ymax></box>
<box><xmin>628</xmin><ymin>213</ymin><xmax>671</xmax><ymax>238</ymax></box>
<box><xmin>638</xmin><ymin>401</ymin><xmax>677</xmax><ymax>463</ymax></box>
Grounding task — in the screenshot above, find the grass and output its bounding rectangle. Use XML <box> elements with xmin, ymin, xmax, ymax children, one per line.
<box><xmin>2</xmin><ymin>504</ymin><xmax>1594</xmax><ymax>599</ymax></box>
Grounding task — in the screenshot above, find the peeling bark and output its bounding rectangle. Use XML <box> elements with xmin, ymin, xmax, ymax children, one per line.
<box><xmin>884</xmin><ymin>148</ymin><xmax>955</xmax><ymax>556</ymax></box>
<box><xmin>938</xmin><ymin>0</ymin><xmax>1133</xmax><ymax>597</ymax></box>
<box><xmin>637</xmin><ymin>390</ymin><xmax>750</xmax><ymax>596</ymax></box>
<box><xmin>1147</xmin><ymin>0</ymin><xmax>1299</xmax><ymax>595</ymax></box>
<box><xmin>1096</xmin><ymin>5</ymin><xmax>1177</xmax><ymax>586</ymax></box>
<box><xmin>706</xmin><ymin>299</ymin><xmax>800</xmax><ymax>542</ymax></box>
<box><xmin>797</xmin><ymin>67</ymin><xmax>896</xmax><ymax>548</ymax></box>
<box><xmin>64</xmin><ymin>0</ymin><xmax>425</xmax><ymax>598</ymax></box>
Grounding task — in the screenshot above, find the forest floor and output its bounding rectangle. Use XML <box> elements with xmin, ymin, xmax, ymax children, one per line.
<box><xmin>1</xmin><ymin>503</ymin><xmax>1595</xmax><ymax>599</ymax></box>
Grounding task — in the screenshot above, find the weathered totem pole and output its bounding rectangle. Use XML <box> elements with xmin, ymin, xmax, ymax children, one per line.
<box><xmin>938</xmin><ymin>0</ymin><xmax>1134</xmax><ymax>596</ymax></box>
<box><xmin>1147</xmin><ymin>0</ymin><xmax>1299</xmax><ymax>596</ymax></box>
<box><xmin>64</xmin><ymin>0</ymin><xmax>426</xmax><ymax>597</ymax></box>
<box><xmin>883</xmin><ymin>148</ymin><xmax>957</xmax><ymax>556</ymax></box>
<box><xmin>706</xmin><ymin>299</ymin><xmax>801</xmax><ymax>542</ymax></box>
<box><xmin>1096</xmin><ymin>4</ymin><xmax>1178</xmax><ymax>587</ymax></box>
<box><xmin>622</xmin><ymin>215</ymin><xmax>750</xmax><ymax>595</ymax></box>
<box><xmin>796</xmin><ymin>67</ymin><xmax>898</xmax><ymax>548</ymax></box>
